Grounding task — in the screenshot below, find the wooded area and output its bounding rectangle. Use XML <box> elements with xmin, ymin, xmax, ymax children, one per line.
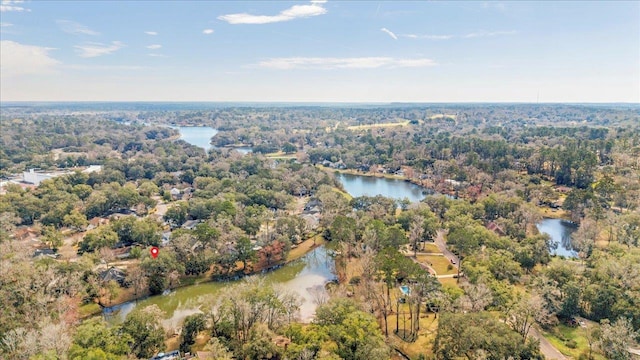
<box><xmin>1</xmin><ymin>103</ymin><xmax>639</xmax><ymax>360</ymax></box>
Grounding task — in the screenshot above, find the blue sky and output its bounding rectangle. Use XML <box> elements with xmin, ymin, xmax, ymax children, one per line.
<box><xmin>1</xmin><ymin>1</ymin><xmax>638</xmax><ymax>102</ymax></box>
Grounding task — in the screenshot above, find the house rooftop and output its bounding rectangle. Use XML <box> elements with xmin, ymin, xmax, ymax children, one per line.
<box><xmin>150</xmin><ymin>350</ymin><xmax>180</xmax><ymax>360</ymax></box>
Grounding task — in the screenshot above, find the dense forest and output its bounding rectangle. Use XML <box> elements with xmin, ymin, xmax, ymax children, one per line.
<box><xmin>0</xmin><ymin>103</ymin><xmax>639</xmax><ymax>360</ymax></box>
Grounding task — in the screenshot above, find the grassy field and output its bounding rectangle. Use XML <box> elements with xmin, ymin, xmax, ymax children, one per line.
<box><xmin>542</xmin><ymin>324</ymin><xmax>606</xmax><ymax>360</ymax></box>
<box><xmin>78</xmin><ymin>303</ymin><xmax>102</xmax><ymax>318</ymax></box>
<box><xmin>438</xmin><ymin>277</ymin><xmax>459</xmax><ymax>287</ymax></box>
<box><xmin>287</xmin><ymin>234</ymin><xmax>325</xmax><ymax>262</ymax></box>
<box><xmin>416</xmin><ymin>254</ymin><xmax>457</xmax><ymax>275</ymax></box>
<box><xmin>388</xmin><ymin>314</ymin><xmax>439</xmax><ymax>359</ymax></box>
<box><xmin>428</xmin><ymin>114</ymin><xmax>456</xmax><ymax>120</ymax></box>
<box><xmin>347</xmin><ymin>120</ymin><xmax>409</xmax><ymax>130</ymax></box>
<box><xmin>420</xmin><ymin>243</ymin><xmax>441</xmax><ymax>253</ymax></box>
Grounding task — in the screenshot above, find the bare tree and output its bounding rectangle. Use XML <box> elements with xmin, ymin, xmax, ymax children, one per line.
<box><xmin>126</xmin><ymin>265</ymin><xmax>148</xmax><ymax>299</ymax></box>
<box><xmin>459</xmin><ymin>282</ymin><xmax>493</xmax><ymax>312</ymax></box>
<box><xmin>409</xmin><ymin>216</ymin><xmax>424</xmax><ymax>257</ymax></box>
<box><xmin>505</xmin><ymin>294</ymin><xmax>541</xmax><ymax>340</ymax></box>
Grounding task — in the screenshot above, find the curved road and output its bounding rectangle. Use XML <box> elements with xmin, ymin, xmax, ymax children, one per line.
<box><xmin>434</xmin><ymin>229</ymin><xmax>568</xmax><ymax>360</ymax></box>
<box><xmin>528</xmin><ymin>327</ymin><xmax>567</xmax><ymax>360</ymax></box>
<box><xmin>434</xmin><ymin>230</ymin><xmax>459</xmax><ymax>270</ymax></box>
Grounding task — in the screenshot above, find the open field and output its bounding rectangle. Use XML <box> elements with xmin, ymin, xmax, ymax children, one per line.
<box><xmin>347</xmin><ymin>120</ymin><xmax>410</xmax><ymax>130</ymax></box>
<box><xmin>287</xmin><ymin>234</ymin><xmax>325</xmax><ymax>261</ymax></box>
<box><xmin>542</xmin><ymin>324</ymin><xmax>606</xmax><ymax>360</ymax></box>
<box><xmin>416</xmin><ymin>254</ymin><xmax>457</xmax><ymax>275</ymax></box>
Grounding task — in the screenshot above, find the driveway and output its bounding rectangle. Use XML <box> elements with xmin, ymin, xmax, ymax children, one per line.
<box><xmin>433</xmin><ymin>230</ymin><xmax>459</xmax><ymax>270</ymax></box>
<box><xmin>528</xmin><ymin>326</ymin><xmax>567</xmax><ymax>360</ymax></box>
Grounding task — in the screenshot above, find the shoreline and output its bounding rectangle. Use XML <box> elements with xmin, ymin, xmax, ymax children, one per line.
<box><xmin>85</xmin><ymin>235</ymin><xmax>327</xmax><ymax>318</ymax></box>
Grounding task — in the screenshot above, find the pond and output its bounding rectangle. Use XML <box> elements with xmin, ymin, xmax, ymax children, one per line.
<box><xmin>103</xmin><ymin>246</ymin><xmax>335</xmax><ymax>327</ymax></box>
<box><xmin>335</xmin><ymin>173</ymin><xmax>427</xmax><ymax>202</ymax></box>
<box><xmin>536</xmin><ymin>218</ymin><xmax>578</xmax><ymax>258</ymax></box>
<box><xmin>175</xmin><ymin>126</ymin><xmax>218</xmax><ymax>151</ymax></box>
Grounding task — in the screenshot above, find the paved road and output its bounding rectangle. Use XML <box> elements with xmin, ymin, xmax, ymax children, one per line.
<box><xmin>434</xmin><ymin>229</ymin><xmax>568</xmax><ymax>359</ymax></box>
<box><xmin>528</xmin><ymin>326</ymin><xmax>567</xmax><ymax>360</ymax></box>
<box><xmin>433</xmin><ymin>230</ymin><xmax>459</xmax><ymax>270</ymax></box>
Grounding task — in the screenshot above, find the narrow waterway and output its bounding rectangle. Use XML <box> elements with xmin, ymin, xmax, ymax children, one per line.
<box><xmin>103</xmin><ymin>246</ymin><xmax>335</xmax><ymax>327</ymax></box>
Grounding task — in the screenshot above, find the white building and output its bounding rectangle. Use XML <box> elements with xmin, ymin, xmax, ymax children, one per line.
<box><xmin>23</xmin><ymin>169</ymin><xmax>56</xmax><ymax>186</ymax></box>
<box><xmin>23</xmin><ymin>165</ymin><xmax>103</xmax><ymax>186</ymax></box>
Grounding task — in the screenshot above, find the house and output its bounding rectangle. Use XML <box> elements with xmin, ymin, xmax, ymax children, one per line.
<box><xmin>162</xmin><ymin>231</ymin><xmax>172</xmax><ymax>246</ymax></box>
<box><xmin>182</xmin><ymin>220</ymin><xmax>199</xmax><ymax>230</ymax></box>
<box><xmin>99</xmin><ymin>267</ymin><xmax>127</xmax><ymax>286</ymax></box>
<box><xmin>82</xmin><ymin>165</ymin><xmax>103</xmax><ymax>174</ymax></box>
<box><xmin>23</xmin><ymin>169</ymin><xmax>56</xmax><ymax>186</ymax></box>
<box><xmin>87</xmin><ymin>217</ymin><xmax>109</xmax><ymax>230</ymax></box>
<box><xmin>15</xmin><ymin>227</ymin><xmax>38</xmax><ymax>241</ymax></box>
<box><xmin>112</xmin><ymin>246</ymin><xmax>132</xmax><ymax>259</ymax></box>
<box><xmin>486</xmin><ymin>222</ymin><xmax>507</xmax><ymax>237</ymax></box>
<box><xmin>444</xmin><ymin>179</ymin><xmax>462</xmax><ymax>188</ymax></box>
<box><xmin>33</xmin><ymin>248</ymin><xmax>59</xmax><ymax>259</ymax></box>
<box><xmin>301</xmin><ymin>213</ymin><xmax>319</xmax><ymax>230</ymax></box>
<box><xmin>150</xmin><ymin>350</ymin><xmax>181</xmax><ymax>360</ymax></box>
<box><xmin>169</xmin><ymin>187</ymin><xmax>181</xmax><ymax>199</ymax></box>
<box><xmin>303</xmin><ymin>198</ymin><xmax>323</xmax><ymax>214</ymax></box>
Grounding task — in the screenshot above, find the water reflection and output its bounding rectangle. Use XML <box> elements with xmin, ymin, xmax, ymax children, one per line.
<box><xmin>336</xmin><ymin>173</ymin><xmax>426</xmax><ymax>202</ymax></box>
<box><xmin>175</xmin><ymin>126</ymin><xmax>218</xmax><ymax>151</ymax></box>
<box><xmin>103</xmin><ymin>246</ymin><xmax>335</xmax><ymax>325</ymax></box>
<box><xmin>536</xmin><ymin>218</ymin><xmax>578</xmax><ymax>258</ymax></box>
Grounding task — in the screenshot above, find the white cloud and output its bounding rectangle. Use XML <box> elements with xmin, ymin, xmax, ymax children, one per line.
<box><xmin>0</xmin><ymin>40</ymin><xmax>59</xmax><ymax>77</ymax></box>
<box><xmin>403</xmin><ymin>34</ymin><xmax>453</xmax><ymax>40</ymax></box>
<box><xmin>380</xmin><ymin>27</ymin><xmax>397</xmax><ymax>40</ymax></box>
<box><xmin>0</xmin><ymin>22</ymin><xmax>13</xmax><ymax>27</ymax></box>
<box><xmin>146</xmin><ymin>44</ymin><xmax>162</xmax><ymax>49</ymax></box>
<box><xmin>148</xmin><ymin>53</ymin><xmax>167</xmax><ymax>57</ymax></box>
<box><xmin>65</xmin><ymin>64</ymin><xmax>143</xmax><ymax>71</ymax></box>
<box><xmin>218</xmin><ymin>1</ymin><xmax>327</xmax><ymax>24</ymax></box>
<box><xmin>401</xmin><ymin>30</ymin><xmax>515</xmax><ymax>40</ymax></box>
<box><xmin>1</xmin><ymin>0</ymin><xmax>29</xmax><ymax>12</ymax></box>
<box><xmin>74</xmin><ymin>41</ymin><xmax>124</xmax><ymax>58</ymax></box>
<box><xmin>57</xmin><ymin>20</ymin><xmax>100</xmax><ymax>36</ymax></box>
<box><xmin>257</xmin><ymin>57</ymin><xmax>437</xmax><ymax>70</ymax></box>
<box><xmin>145</xmin><ymin>31</ymin><xmax>158</xmax><ymax>35</ymax></box>
<box><xmin>463</xmin><ymin>30</ymin><xmax>516</xmax><ymax>38</ymax></box>
<box><xmin>202</xmin><ymin>29</ymin><xmax>214</xmax><ymax>35</ymax></box>
<box><xmin>482</xmin><ymin>2</ymin><xmax>506</xmax><ymax>12</ymax></box>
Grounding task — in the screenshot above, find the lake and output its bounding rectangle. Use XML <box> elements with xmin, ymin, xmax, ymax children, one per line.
<box><xmin>103</xmin><ymin>246</ymin><xmax>335</xmax><ymax>327</ymax></box>
<box><xmin>335</xmin><ymin>173</ymin><xmax>427</xmax><ymax>202</ymax></box>
<box><xmin>536</xmin><ymin>218</ymin><xmax>578</xmax><ymax>258</ymax></box>
<box><xmin>336</xmin><ymin>173</ymin><xmax>577</xmax><ymax>258</ymax></box>
<box><xmin>175</xmin><ymin>126</ymin><xmax>218</xmax><ymax>151</ymax></box>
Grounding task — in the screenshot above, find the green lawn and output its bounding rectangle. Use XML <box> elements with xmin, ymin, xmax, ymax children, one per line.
<box><xmin>416</xmin><ymin>254</ymin><xmax>457</xmax><ymax>275</ymax></box>
<box><xmin>543</xmin><ymin>325</ymin><xmax>606</xmax><ymax>360</ymax></box>
<box><xmin>79</xmin><ymin>303</ymin><xmax>102</xmax><ymax>318</ymax></box>
<box><xmin>420</xmin><ymin>243</ymin><xmax>441</xmax><ymax>253</ymax></box>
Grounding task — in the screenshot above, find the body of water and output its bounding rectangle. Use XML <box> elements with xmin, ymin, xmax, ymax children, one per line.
<box><xmin>336</xmin><ymin>173</ymin><xmax>427</xmax><ymax>202</ymax></box>
<box><xmin>536</xmin><ymin>218</ymin><xmax>578</xmax><ymax>258</ymax></box>
<box><xmin>103</xmin><ymin>246</ymin><xmax>335</xmax><ymax>327</ymax></box>
<box><xmin>175</xmin><ymin>126</ymin><xmax>218</xmax><ymax>151</ymax></box>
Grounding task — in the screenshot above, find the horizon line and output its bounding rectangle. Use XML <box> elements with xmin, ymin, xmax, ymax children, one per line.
<box><xmin>1</xmin><ymin>100</ymin><xmax>638</xmax><ymax>105</ymax></box>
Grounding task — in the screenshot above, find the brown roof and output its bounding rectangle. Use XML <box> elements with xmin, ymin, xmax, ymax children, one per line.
<box><xmin>486</xmin><ymin>221</ymin><xmax>506</xmax><ymax>236</ymax></box>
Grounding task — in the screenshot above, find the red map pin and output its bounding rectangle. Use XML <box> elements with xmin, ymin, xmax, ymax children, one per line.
<box><xmin>150</xmin><ymin>246</ymin><xmax>159</xmax><ymax>259</ymax></box>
